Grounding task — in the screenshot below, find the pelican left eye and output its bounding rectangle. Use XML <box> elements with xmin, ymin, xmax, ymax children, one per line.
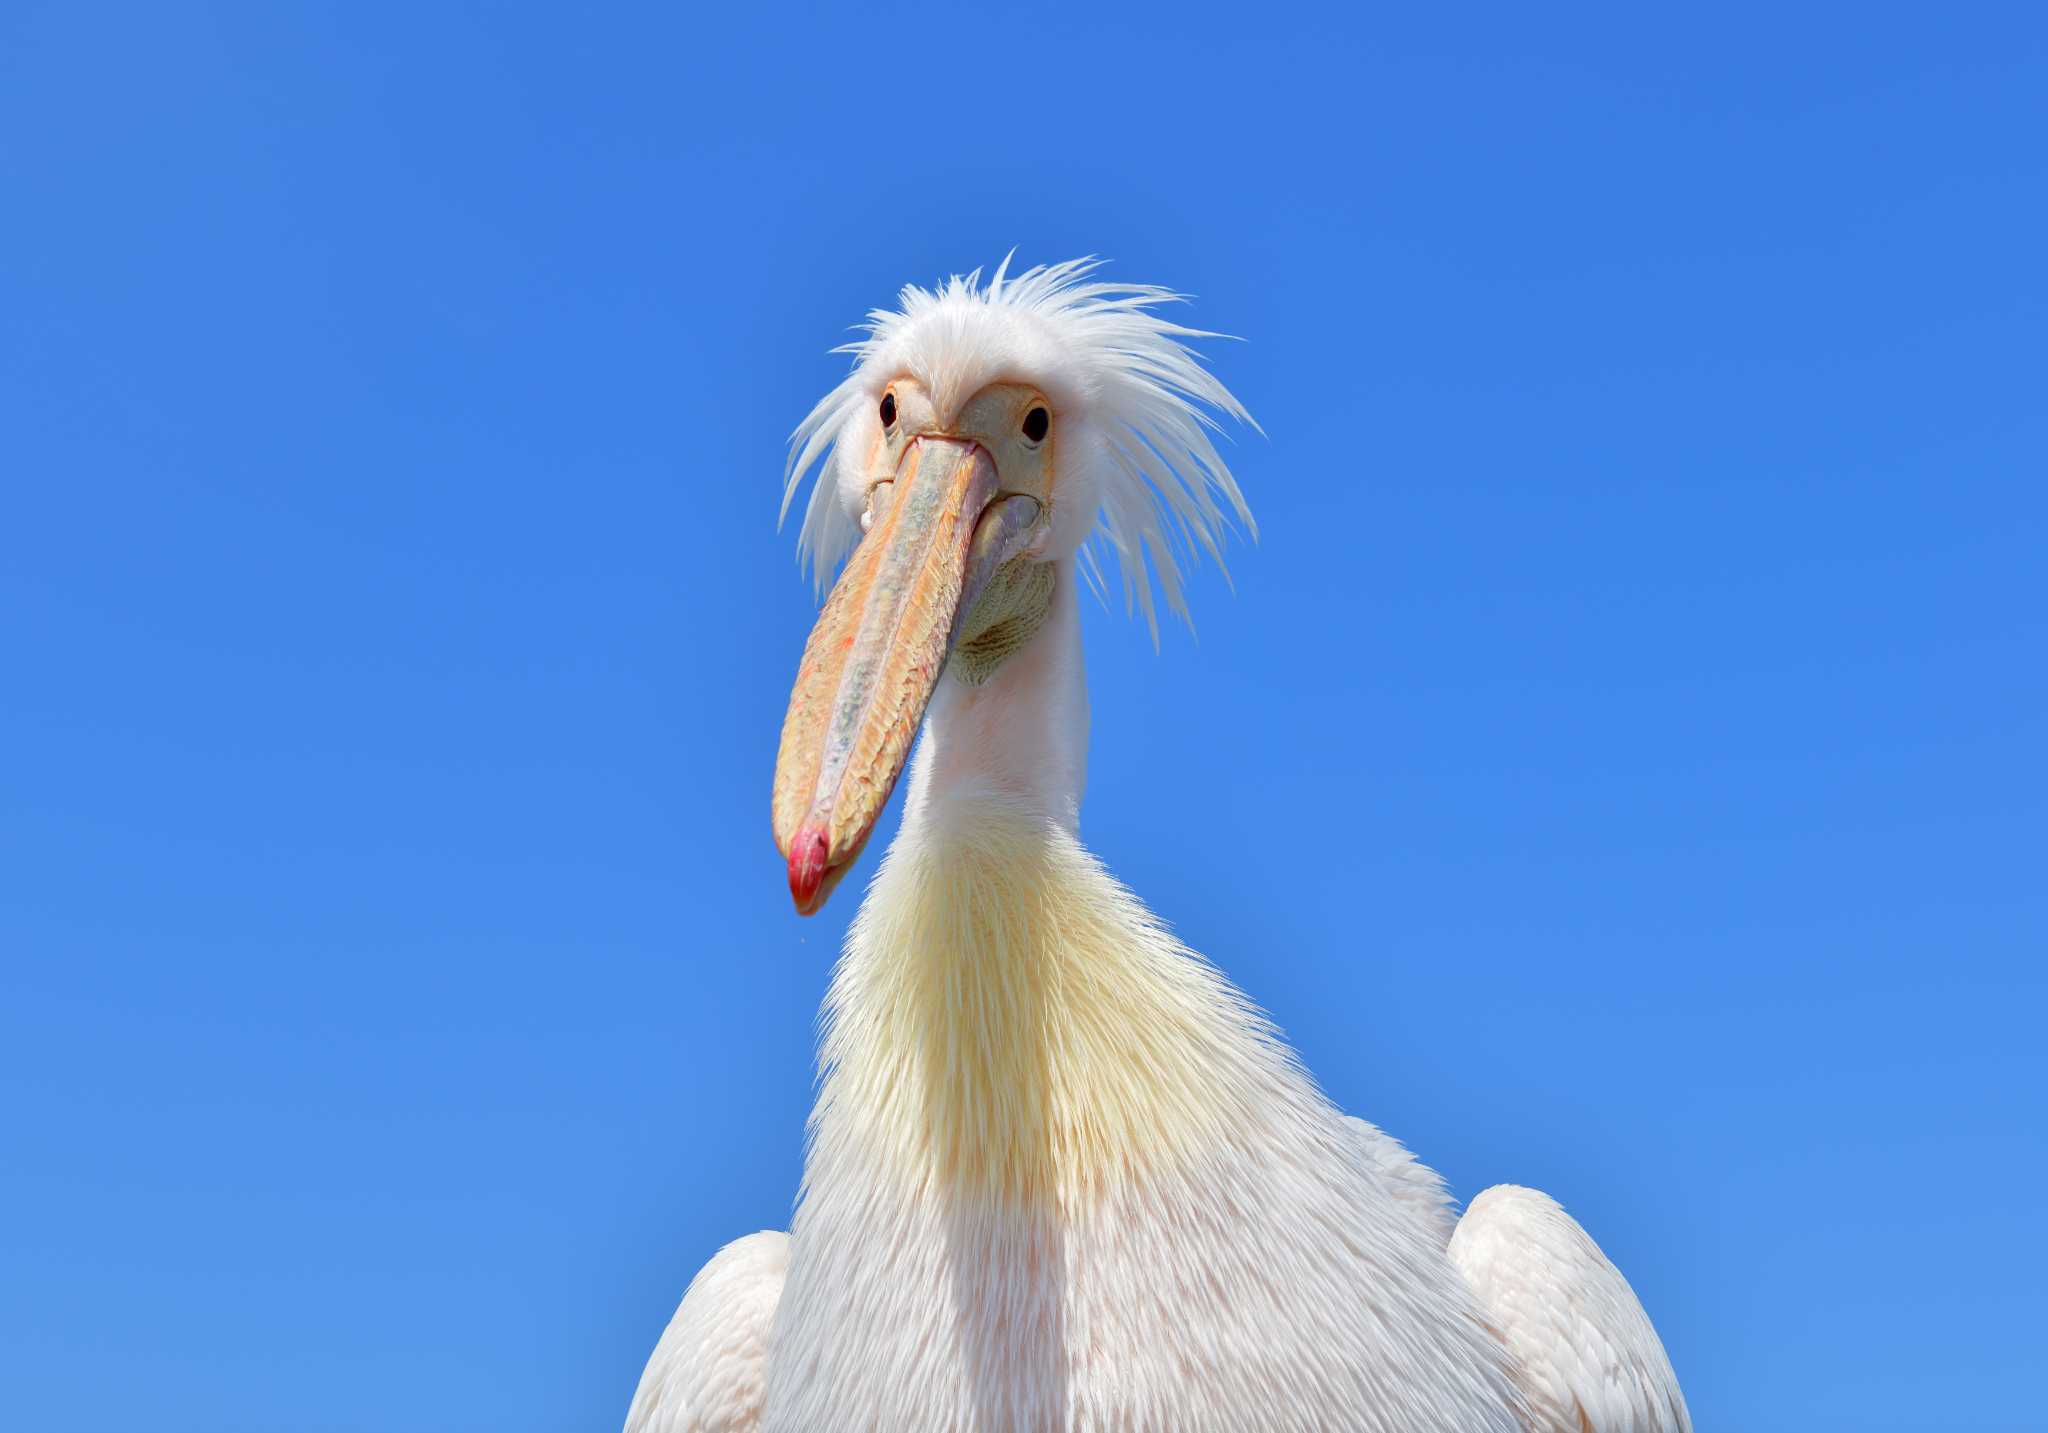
<box><xmin>1021</xmin><ymin>406</ymin><xmax>1049</xmax><ymax>444</ymax></box>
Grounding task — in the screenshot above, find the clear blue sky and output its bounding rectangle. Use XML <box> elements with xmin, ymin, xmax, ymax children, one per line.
<box><xmin>3</xmin><ymin>5</ymin><xmax>2042</xmax><ymax>1430</ymax></box>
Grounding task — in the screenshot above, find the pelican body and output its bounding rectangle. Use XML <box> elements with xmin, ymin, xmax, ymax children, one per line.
<box><xmin>627</xmin><ymin>261</ymin><xmax>1690</xmax><ymax>1432</ymax></box>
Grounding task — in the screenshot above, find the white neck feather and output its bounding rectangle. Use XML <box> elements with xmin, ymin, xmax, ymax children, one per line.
<box><xmin>766</xmin><ymin>558</ymin><xmax>1525</xmax><ymax>1431</ymax></box>
<box><xmin>825</xmin><ymin>557</ymin><xmax>1264</xmax><ymax>1202</ymax></box>
<box><xmin>903</xmin><ymin>557</ymin><xmax>1090</xmax><ymax>836</ymax></box>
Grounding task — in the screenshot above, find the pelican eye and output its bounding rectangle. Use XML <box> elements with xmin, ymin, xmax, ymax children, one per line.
<box><xmin>879</xmin><ymin>392</ymin><xmax>896</xmax><ymax>428</ymax></box>
<box><xmin>1021</xmin><ymin>406</ymin><xmax>1049</xmax><ymax>444</ymax></box>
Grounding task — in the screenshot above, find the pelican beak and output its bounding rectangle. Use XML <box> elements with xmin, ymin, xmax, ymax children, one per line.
<box><xmin>771</xmin><ymin>437</ymin><xmax>1042</xmax><ymax>914</ymax></box>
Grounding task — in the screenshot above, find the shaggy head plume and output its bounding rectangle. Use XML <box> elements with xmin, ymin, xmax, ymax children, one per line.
<box><xmin>778</xmin><ymin>256</ymin><xmax>1258</xmax><ymax>638</ymax></box>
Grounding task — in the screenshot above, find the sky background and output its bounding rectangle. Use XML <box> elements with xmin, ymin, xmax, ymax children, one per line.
<box><xmin>3</xmin><ymin>4</ymin><xmax>2043</xmax><ymax>1430</ymax></box>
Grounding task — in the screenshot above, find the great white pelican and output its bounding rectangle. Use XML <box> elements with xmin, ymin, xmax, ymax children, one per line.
<box><xmin>626</xmin><ymin>258</ymin><xmax>1691</xmax><ymax>1433</ymax></box>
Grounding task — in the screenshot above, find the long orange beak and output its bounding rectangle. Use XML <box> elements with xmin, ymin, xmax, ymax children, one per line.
<box><xmin>771</xmin><ymin>437</ymin><xmax>1040</xmax><ymax>914</ymax></box>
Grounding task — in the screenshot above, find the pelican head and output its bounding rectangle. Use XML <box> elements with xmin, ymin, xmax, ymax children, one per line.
<box><xmin>769</xmin><ymin>257</ymin><xmax>1256</xmax><ymax>913</ymax></box>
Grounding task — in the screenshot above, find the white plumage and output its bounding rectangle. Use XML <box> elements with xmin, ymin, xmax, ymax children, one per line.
<box><xmin>1452</xmin><ymin>1188</ymin><xmax>1692</xmax><ymax>1432</ymax></box>
<box><xmin>627</xmin><ymin>1233</ymin><xmax>787</xmax><ymax>1433</ymax></box>
<box><xmin>628</xmin><ymin>259</ymin><xmax>1691</xmax><ymax>1432</ymax></box>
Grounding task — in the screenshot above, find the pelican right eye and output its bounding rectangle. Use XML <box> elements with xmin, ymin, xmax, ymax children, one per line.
<box><xmin>879</xmin><ymin>392</ymin><xmax>897</xmax><ymax>428</ymax></box>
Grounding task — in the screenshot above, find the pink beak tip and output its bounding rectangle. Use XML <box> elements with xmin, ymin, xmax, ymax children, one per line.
<box><xmin>787</xmin><ymin>824</ymin><xmax>831</xmax><ymax>916</ymax></box>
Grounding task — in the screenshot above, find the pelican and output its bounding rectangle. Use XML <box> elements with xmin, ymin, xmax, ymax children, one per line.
<box><xmin>627</xmin><ymin>259</ymin><xmax>1690</xmax><ymax>1432</ymax></box>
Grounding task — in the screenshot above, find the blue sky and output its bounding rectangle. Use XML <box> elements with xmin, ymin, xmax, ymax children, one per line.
<box><xmin>3</xmin><ymin>4</ymin><xmax>2043</xmax><ymax>1429</ymax></box>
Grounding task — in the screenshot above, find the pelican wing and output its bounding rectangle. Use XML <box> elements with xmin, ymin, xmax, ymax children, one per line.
<box><xmin>625</xmin><ymin>1230</ymin><xmax>788</xmax><ymax>1433</ymax></box>
<box><xmin>1449</xmin><ymin>1186</ymin><xmax>1690</xmax><ymax>1433</ymax></box>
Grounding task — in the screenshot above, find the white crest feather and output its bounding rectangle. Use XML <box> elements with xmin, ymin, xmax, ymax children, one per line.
<box><xmin>780</xmin><ymin>256</ymin><xmax>1258</xmax><ymax>637</ymax></box>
